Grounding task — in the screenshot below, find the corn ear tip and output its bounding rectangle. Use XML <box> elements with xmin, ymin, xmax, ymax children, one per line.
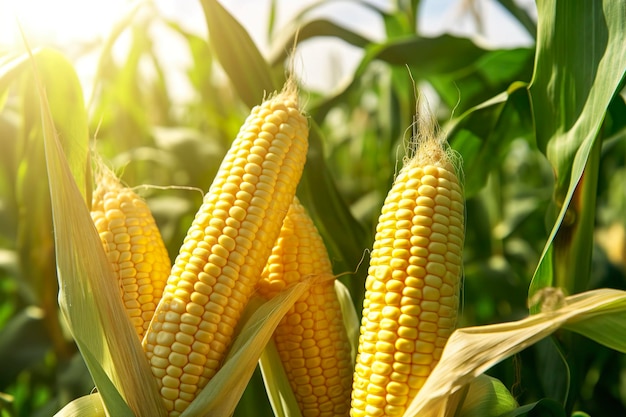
<box><xmin>258</xmin><ymin>74</ymin><xmax>303</xmax><ymax>118</ymax></box>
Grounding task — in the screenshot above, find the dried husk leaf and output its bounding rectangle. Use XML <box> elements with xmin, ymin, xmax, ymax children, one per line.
<box><xmin>455</xmin><ymin>374</ymin><xmax>518</xmax><ymax>417</ymax></box>
<box><xmin>404</xmin><ymin>288</ymin><xmax>626</xmax><ymax>417</ymax></box>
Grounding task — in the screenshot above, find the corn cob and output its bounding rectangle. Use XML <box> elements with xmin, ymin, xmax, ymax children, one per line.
<box><xmin>143</xmin><ymin>82</ymin><xmax>309</xmax><ymax>416</ymax></box>
<box><xmin>90</xmin><ymin>163</ymin><xmax>171</xmax><ymax>340</ymax></box>
<box><xmin>258</xmin><ymin>196</ymin><xmax>353</xmax><ymax>417</ymax></box>
<box><xmin>350</xmin><ymin>135</ymin><xmax>464</xmax><ymax>417</ymax></box>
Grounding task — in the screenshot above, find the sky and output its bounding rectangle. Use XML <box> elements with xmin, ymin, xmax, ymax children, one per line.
<box><xmin>0</xmin><ymin>0</ymin><xmax>536</xmax><ymax>100</ymax></box>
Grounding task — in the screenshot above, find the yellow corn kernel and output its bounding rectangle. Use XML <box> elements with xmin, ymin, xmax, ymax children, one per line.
<box><xmin>350</xmin><ymin>133</ymin><xmax>464</xmax><ymax>416</ymax></box>
<box><xmin>90</xmin><ymin>163</ymin><xmax>171</xmax><ymax>340</ymax></box>
<box><xmin>258</xmin><ymin>197</ymin><xmax>353</xmax><ymax>416</ymax></box>
<box><xmin>143</xmin><ymin>81</ymin><xmax>309</xmax><ymax>416</ymax></box>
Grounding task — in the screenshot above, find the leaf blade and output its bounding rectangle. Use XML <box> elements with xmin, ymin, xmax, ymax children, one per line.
<box><xmin>528</xmin><ymin>0</ymin><xmax>626</xmax><ymax>296</ymax></box>
<box><xmin>200</xmin><ymin>0</ymin><xmax>276</xmax><ymax>108</ymax></box>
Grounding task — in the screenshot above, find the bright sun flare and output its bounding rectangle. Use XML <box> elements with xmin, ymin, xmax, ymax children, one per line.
<box><xmin>0</xmin><ymin>0</ymin><xmax>129</xmax><ymax>50</ymax></box>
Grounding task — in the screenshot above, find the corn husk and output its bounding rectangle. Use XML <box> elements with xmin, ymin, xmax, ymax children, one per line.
<box><xmin>181</xmin><ymin>280</ymin><xmax>314</xmax><ymax>417</ymax></box>
<box><xmin>258</xmin><ymin>279</ymin><xmax>358</xmax><ymax>417</ymax></box>
<box><xmin>28</xmin><ymin>41</ymin><xmax>164</xmax><ymax>416</ymax></box>
<box><xmin>403</xmin><ymin>288</ymin><xmax>626</xmax><ymax>417</ymax></box>
<box><xmin>54</xmin><ymin>394</ymin><xmax>106</xmax><ymax>417</ymax></box>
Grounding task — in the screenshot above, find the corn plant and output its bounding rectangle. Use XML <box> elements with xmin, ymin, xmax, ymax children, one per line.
<box><xmin>0</xmin><ymin>0</ymin><xmax>625</xmax><ymax>416</ymax></box>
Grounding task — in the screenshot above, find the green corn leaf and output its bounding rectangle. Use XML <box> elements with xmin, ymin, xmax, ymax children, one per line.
<box><xmin>534</xmin><ymin>337</ymin><xmax>570</xmax><ymax>405</ymax></box>
<box><xmin>162</xmin><ymin>21</ymin><xmax>244</xmax><ymax>151</ymax></box>
<box><xmin>530</xmin><ymin>245</ymin><xmax>555</xmax><ymax>308</ymax></box>
<box><xmin>27</xmin><ymin>43</ymin><xmax>165</xmax><ymax>417</ymax></box>
<box><xmin>200</xmin><ymin>0</ymin><xmax>277</xmax><ymax>108</ymax></box>
<box><xmin>455</xmin><ymin>374</ymin><xmax>518</xmax><ymax>417</ymax></box>
<box><xmin>360</xmin><ymin>33</ymin><xmax>487</xmax><ymax>79</ymax></box>
<box><xmin>269</xmin><ymin>19</ymin><xmax>372</xmax><ymax>67</ymax></box>
<box><xmin>0</xmin><ymin>46</ymin><xmax>95</xmax><ymax>374</ymax></box>
<box><xmin>528</xmin><ymin>0</ymin><xmax>626</xmax><ymax>298</ymax></box>
<box><xmin>403</xmin><ymin>288</ymin><xmax>626</xmax><ymax>417</ymax></box>
<box><xmin>552</xmin><ymin>136</ymin><xmax>601</xmax><ymax>296</ymax></box>
<box><xmin>89</xmin><ymin>0</ymin><xmax>146</xmax><ymax>110</ymax></box>
<box><xmin>429</xmin><ymin>47</ymin><xmax>534</xmax><ymax>113</ymax></box>
<box><xmin>0</xmin><ymin>50</ymin><xmax>65</xmax><ymax>361</ymax></box>
<box><xmin>181</xmin><ymin>280</ymin><xmax>312</xmax><ymax>417</ymax></box>
<box><xmin>92</xmin><ymin>21</ymin><xmax>157</xmax><ymax>155</ymax></box>
<box><xmin>11</xmin><ymin>50</ymin><xmax>92</xmax><ymax>350</ymax></box>
<box><xmin>233</xmin><ymin>368</ymin><xmax>275</xmax><ymax>417</ymax></box>
<box><xmin>499</xmin><ymin>399</ymin><xmax>566</xmax><ymax>417</ymax></box>
<box><xmin>311</xmin><ymin>34</ymin><xmax>496</xmax><ymax>120</ymax></box>
<box><xmin>446</xmin><ymin>82</ymin><xmax>532</xmax><ymax>198</ymax></box>
<box><xmin>0</xmin><ymin>307</ymin><xmax>51</xmax><ymax>390</ymax></box>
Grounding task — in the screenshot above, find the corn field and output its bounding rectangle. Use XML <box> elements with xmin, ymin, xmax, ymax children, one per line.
<box><xmin>1</xmin><ymin>0</ymin><xmax>625</xmax><ymax>416</ymax></box>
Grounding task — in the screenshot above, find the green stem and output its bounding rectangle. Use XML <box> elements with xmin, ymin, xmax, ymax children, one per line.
<box><xmin>553</xmin><ymin>135</ymin><xmax>601</xmax><ymax>295</ymax></box>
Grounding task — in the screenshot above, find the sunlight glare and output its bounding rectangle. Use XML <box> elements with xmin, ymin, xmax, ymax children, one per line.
<box><xmin>0</xmin><ymin>0</ymin><xmax>130</xmax><ymax>50</ymax></box>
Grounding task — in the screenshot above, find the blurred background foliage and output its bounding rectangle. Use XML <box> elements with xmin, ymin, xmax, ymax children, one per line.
<box><xmin>0</xmin><ymin>0</ymin><xmax>625</xmax><ymax>416</ymax></box>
